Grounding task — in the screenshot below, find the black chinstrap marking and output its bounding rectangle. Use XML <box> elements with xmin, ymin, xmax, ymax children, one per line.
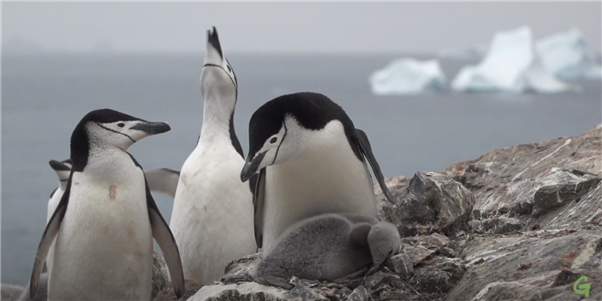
<box><xmin>271</xmin><ymin>122</ymin><xmax>287</xmax><ymax>166</ymax></box>
<box><xmin>95</xmin><ymin>122</ymin><xmax>136</xmax><ymax>143</ymax></box>
<box><xmin>202</xmin><ymin>63</ymin><xmax>238</xmax><ymax>90</ymax></box>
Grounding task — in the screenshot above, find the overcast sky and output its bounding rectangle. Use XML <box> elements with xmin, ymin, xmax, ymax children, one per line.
<box><xmin>3</xmin><ymin>2</ymin><xmax>601</xmax><ymax>54</ymax></box>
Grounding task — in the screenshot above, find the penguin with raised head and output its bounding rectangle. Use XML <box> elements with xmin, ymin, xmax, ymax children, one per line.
<box><xmin>240</xmin><ymin>92</ymin><xmax>397</xmax><ymax>253</ymax></box>
<box><xmin>28</xmin><ymin>109</ymin><xmax>185</xmax><ymax>300</ymax></box>
<box><xmin>256</xmin><ymin>213</ymin><xmax>400</xmax><ymax>281</ymax></box>
<box><xmin>169</xmin><ymin>27</ymin><xmax>256</xmax><ymax>285</ymax></box>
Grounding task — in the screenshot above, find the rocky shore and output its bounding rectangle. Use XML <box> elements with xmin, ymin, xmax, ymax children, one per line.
<box><xmin>9</xmin><ymin>124</ymin><xmax>600</xmax><ymax>301</ymax></box>
<box><xmin>153</xmin><ymin>123</ymin><xmax>602</xmax><ymax>301</ymax></box>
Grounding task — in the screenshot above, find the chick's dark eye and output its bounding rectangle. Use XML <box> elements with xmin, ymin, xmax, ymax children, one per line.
<box><xmin>227</xmin><ymin>65</ymin><xmax>232</xmax><ymax>72</ymax></box>
<box><xmin>269</xmin><ymin>137</ymin><xmax>278</xmax><ymax>144</ymax></box>
<box><xmin>117</xmin><ymin>123</ymin><xmax>125</xmax><ymax>128</ymax></box>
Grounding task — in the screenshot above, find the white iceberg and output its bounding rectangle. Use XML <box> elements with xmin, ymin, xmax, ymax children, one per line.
<box><xmin>369</xmin><ymin>58</ymin><xmax>446</xmax><ymax>95</ymax></box>
<box><xmin>525</xmin><ymin>57</ymin><xmax>576</xmax><ymax>93</ymax></box>
<box><xmin>535</xmin><ymin>27</ymin><xmax>602</xmax><ymax>80</ymax></box>
<box><xmin>438</xmin><ymin>44</ymin><xmax>488</xmax><ymax>60</ymax></box>
<box><xmin>451</xmin><ymin>26</ymin><xmax>575</xmax><ymax>93</ymax></box>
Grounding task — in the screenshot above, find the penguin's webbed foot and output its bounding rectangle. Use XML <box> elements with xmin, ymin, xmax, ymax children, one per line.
<box><xmin>333</xmin><ymin>267</ymin><xmax>369</xmax><ymax>283</ymax></box>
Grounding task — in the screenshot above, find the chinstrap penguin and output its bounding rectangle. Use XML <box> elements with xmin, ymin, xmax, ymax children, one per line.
<box><xmin>28</xmin><ymin>108</ymin><xmax>185</xmax><ymax>300</ymax></box>
<box><xmin>240</xmin><ymin>92</ymin><xmax>397</xmax><ymax>253</ymax></box>
<box><xmin>45</xmin><ymin>159</ymin><xmax>72</xmax><ymax>275</ymax></box>
<box><xmin>169</xmin><ymin>26</ymin><xmax>256</xmax><ymax>285</ymax></box>
<box><xmin>42</xmin><ymin>161</ymin><xmax>179</xmax><ymax>278</ymax></box>
<box><xmin>255</xmin><ymin>213</ymin><xmax>400</xmax><ymax>281</ymax></box>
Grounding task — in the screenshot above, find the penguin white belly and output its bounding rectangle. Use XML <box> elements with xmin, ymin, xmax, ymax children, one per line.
<box><xmin>46</xmin><ymin>188</ymin><xmax>64</xmax><ymax>275</ymax></box>
<box><xmin>49</xmin><ymin>171</ymin><xmax>153</xmax><ymax>301</ymax></box>
<box><xmin>262</xmin><ymin>142</ymin><xmax>377</xmax><ymax>253</ymax></box>
<box><xmin>171</xmin><ymin>141</ymin><xmax>255</xmax><ymax>285</ymax></box>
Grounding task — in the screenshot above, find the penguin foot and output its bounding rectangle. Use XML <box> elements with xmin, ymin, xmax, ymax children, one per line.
<box><xmin>334</xmin><ymin>267</ymin><xmax>369</xmax><ymax>283</ymax></box>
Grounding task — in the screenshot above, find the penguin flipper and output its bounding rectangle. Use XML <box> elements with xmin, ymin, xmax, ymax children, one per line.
<box><xmin>146</xmin><ymin>188</ymin><xmax>185</xmax><ymax>299</ymax></box>
<box><xmin>144</xmin><ymin>168</ymin><xmax>180</xmax><ymax>199</ymax></box>
<box><xmin>29</xmin><ymin>178</ymin><xmax>71</xmax><ymax>299</ymax></box>
<box><xmin>353</xmin><ymin>129</ymin><xmax>397</xmax><ymax>205</ymax></box>
<box><xmin>252</xmin><ymin>169</ymin><xmax>266</xmax><ymax>249</ymax></box>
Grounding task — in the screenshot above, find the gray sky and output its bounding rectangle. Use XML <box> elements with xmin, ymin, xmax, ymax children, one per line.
<box><xmin>3</xmin><ymin>2</ymin><xmax>601</xmax><ymax>54</ymax></box>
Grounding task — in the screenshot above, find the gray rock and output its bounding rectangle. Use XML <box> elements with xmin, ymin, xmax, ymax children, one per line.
<box><xmin>532</xmin><ymin>168</ymin><xmax>601</xmax><ymax>216</ymax></box>
<box><xmin>447</xmin><ymin>230</ymin><xmax>602</xmax><ymax>300</ymax></box>
<box><xmin>397</xmin><ymin>172</ymin><xmax>475</xmax><ymax>236</ymax></box>
<box><xmin>285</xmin><ymin>277</ymin><xmax>327</xmax><ymax>301</ymax></box>
<box><xmin>403</xmin><ymin>244</ymin><xmax>436</xmax><ymax>266</ymax></box>
<box><xmin>469</xmin><ymin>217</ymin><xmax>522</xmax><ymax>234</ymax></box>
<box><xmin>411</xmin><ymin>257</ymin><xmax>464</xmax><ymax>294</ymax></box>
<box><xmin>188</xmin><ymin>282</ymin><xmax>289</xmax><ymax>301</ymax></box>
<box><xmin>445</xmin><ymin>124</ymin><xmax>602</xmax><ymax>222</ymax></box>
<box><xmin>221</xmin><ymin>253</ymin><xmax>262</xmax><ymax>284</ymax></box>
<box><xmin>346</xmin><ymin>286</ymin><xmax>370</xmax><ymax>301</ymax></box>
<box><xmin>391</xmin><ymin>252</ymin><xmax>414</xmax><ymax>279</ymax></box>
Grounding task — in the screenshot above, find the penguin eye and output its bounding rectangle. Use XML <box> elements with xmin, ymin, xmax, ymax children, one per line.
<box><xmin>269</xmin><ymin>137</ymin><xmax>278</xmax><ymax>144</ymax></box>
<box><xmin>227</xmin><ymin>65</ymin><xmax>232</xmax><ymax>72</ymax></box>
<box><xmin>117</xmin><ymin>123</ymin><xmax>125</xmax><ymax>128</ymax></box>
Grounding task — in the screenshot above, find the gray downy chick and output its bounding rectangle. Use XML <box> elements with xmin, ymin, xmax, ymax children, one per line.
<box><xmin>255</xmin><ymin>213</ymin><xmax>400</xmax><ymax>281</ymax></box>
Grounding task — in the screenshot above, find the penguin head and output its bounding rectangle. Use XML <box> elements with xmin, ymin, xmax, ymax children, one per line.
<box><xmin>241</xmin><ymin>92</ymin><xmax>354</xmax><ymax>182</ymax></box>
<box><xmin>200</xmin><ymin>26</ymin><xmax>238</xmax><ymax>109</ymax></box>
<box><xmin>48</xmin><ymin>159</ymin><xmax>72</xmax><ymax>182</ymax></box>
<box><xmin>71</xmin><ymin>109</ymin><xmax>171</xmax><ymax>169</ymax></box>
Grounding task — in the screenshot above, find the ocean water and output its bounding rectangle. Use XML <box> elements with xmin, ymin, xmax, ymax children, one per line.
<box><xmin>2</xmin><ymin>52</ymin><xmax>600</xmax><ymax>285</ymax></box>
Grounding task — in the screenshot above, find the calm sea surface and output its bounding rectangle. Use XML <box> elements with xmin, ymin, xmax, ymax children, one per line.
<box><xmin>2</xmin><ymin>52</ymin><xmax>601</xmax><ymax>285</ymax></box>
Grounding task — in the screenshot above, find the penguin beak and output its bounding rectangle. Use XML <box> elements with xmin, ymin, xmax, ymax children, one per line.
<box><xmin>49</xmin><ymin>160</ymin><xmax>70</xmax><ymax>171</ymax></box>
<box><xmin>207</xmin><ymin>26</ymin><xmax>223</xmax><ymax>59</ymax></box>
<box><xmin>130</xmin><ymin>122</ymin><xmax>171</xmax><ymax>135</ymax></box>
<box><xmin>240</xmin><ymin>151</ymin><xmax>266</xmax><ymax>182</ymax></box>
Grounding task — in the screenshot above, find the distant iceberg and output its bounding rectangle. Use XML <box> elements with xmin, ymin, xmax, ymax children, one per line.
<box><xmin>451</xmin><ymin>26</ymin><xmax>575</xmax><ymax>93</ymax></box>
<box><xmin>438</xmin><ymin>45</ymin><xmax>488</xmax><ymax>60</ymax></box>
<box><xmin>535</xmin><ymin>27</ymin><xmax>602</xmax><ymax>80</ymax></box>
<box><xmin>369</xmin><ymin>58</ymin><xmax>446</xmax><ymax>95</ymax></box>
<box><xmin>525</xmin><ymin>57</ymin><xmax>577</xmax><ymax>93</ymax></box>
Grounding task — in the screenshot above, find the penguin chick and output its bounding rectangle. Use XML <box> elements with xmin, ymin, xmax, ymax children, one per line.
<box><xmin>255</xmin><ymin>213</ymin><xmax>400</xmax><ymax>281</ymax></box>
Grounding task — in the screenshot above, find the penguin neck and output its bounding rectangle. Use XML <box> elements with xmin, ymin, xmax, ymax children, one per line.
<box><xmin>84</xmin><ymin>144</ymin><xmax>133</xmax><ymax>178</ymax></box>
<box><xmin>57</xmin><ymin>177</ymin><xmax>69</xmax><ymax>191</ymax></box>
<box><xmin>200</xmin><ymin>94</ymin><xmax>236</xmax><ymax>140</ymax></box>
